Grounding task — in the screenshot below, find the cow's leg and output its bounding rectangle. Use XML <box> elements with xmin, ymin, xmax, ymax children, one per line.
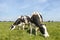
<box><xmin>29</xmin><ymin>23</ymin><xmax>32</xmax><ymax>35</ymax></box>
<box><xmin>30</xmin><ymin>27</ymin><xmax>32</xmax><ymax>35</ymax></box>
<box><xmin>35</xmin><ymin>27</ymin><xmax>38</xmax><ymax>35</ymax></box>
<box><xmin>18</xmin><ymin>26</ymin><xmax>21</xmax><ymax>30</ymax></box>
<box><xmin>18</xmin><ymin>23</ymin><xmax>24</xmax><ymax>30</ymax></box>
<box><xmin>39</xmin><ymin>25</ymin><xmax>49</xmax><ymax>38</ymax></box>
<box><xmin>22</xmin><ymin>23</ymin><xmax>25</xmax><ymax>30</ymax></box>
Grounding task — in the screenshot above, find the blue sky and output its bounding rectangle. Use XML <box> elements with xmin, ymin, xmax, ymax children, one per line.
<box><xmin>0</xmin><ymin>0</ymin><xmax>60</xmax><ymax>21</ymax></box>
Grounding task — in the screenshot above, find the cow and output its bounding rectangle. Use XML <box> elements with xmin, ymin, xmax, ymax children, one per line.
<box><xmin>10</xmin><ymin>12</ymin><xmax>49</xmax><ymax>38</ymax></box>
<box><xmin>30</xmin><ymin>12</ymin><xmax>49</xmax><ymax>38</ymax></box>
<box><xmin>10</xmin><ymin>16</ymin><xmax>31</xmax><ymax>30</ymax></box>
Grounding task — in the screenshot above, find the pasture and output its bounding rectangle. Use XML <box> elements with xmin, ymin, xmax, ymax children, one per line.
<box><xmin>0</xmin><ymin>22</ymin><xmax>60</xmax><ymax>40</ymax></box>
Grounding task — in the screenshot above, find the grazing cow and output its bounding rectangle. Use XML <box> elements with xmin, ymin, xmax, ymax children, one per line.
<box><xmin>10</xmin><ymin>16</ymin><xmax>31</xmax><ymax>30</ymax></box>
<box><xmin>30</xmin><ymin>12</ymin><xmax>49</xmax><ymax>37</ymax></box>
<box><xmin>10</xmin><ymin>12</ymin><xmax>49</xmax><ymax>38</ymax></box>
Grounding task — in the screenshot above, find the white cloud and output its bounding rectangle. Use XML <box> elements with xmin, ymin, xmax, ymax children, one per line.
<box><xmin>38</xmin><ymin>0</ymin><xmax>47</xmax><ymax>3</ymax></box>
<box><xmin>17</xmin><ymin>0</ymin><xmax>47</xmax><ymax>10</ymax></box>
<box><xmin>0</xmin><ymin>2</ymin><xmax>9</xmax><ymax>13</ymax></box>
<box><xmin>19</xmin><ymin>4</ymin><xmax>30</xmax><ymax>9</ymax></box>
<box><xmin>30</xmin><ymin>0</ymin><xmax>47</xmax><ymax>3</ymax></box>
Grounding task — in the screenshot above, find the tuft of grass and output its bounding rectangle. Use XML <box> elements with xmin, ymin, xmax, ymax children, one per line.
<box><xmin>0</xmin><ymin>22</ymin><xmax>60</xmax><ymax>40</ymax></box>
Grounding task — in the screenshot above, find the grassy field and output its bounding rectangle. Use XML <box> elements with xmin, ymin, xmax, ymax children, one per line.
<box><xmin>0</xmin><ymin>22</ymin><xmax>60</xmax><ymax>40</ymax></box>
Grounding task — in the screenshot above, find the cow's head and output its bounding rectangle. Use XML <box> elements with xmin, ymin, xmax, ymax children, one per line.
<box><xmin>39</xmin><ymin>24</ymin><xmax>49</xmax><ymax>38</ymax></box>
<box><xmin>10</xmin><ymin>24</ymin><xmax>16</xmax><ymax>30</ymax></box>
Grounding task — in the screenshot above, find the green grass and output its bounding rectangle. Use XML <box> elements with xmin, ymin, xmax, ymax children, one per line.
<box><xmin>0</xmin><ymin>22</ymin><xmax>60</xmax><ymax>40</ymax></box>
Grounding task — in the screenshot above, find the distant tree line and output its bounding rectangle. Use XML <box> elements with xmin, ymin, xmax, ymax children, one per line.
<box><xmin>47</xmin><ymin>20</ymin><xmax>54</xmax><ymax>22</ymax></box>
<box><xmin>0</xmin><ymin>21</ymin><xmax>14</xmax><ymax>22</ymax></box>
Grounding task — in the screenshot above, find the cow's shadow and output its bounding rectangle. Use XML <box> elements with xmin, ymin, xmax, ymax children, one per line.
<box><xmin>27</xmin><ymin>29</ymin><xmax>44</xmax><ymax>37</ymax></box>
<box><xmin>27</xmin><ymin>29</ymin><xmax>36</xmax><ymax>35</ymax></box>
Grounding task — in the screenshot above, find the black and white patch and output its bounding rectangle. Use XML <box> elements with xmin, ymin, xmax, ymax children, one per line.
<box><xmin>10</xmin><ymin>16</ymin><xmax>31</xmax><ymax>30</ymax></box>
<box><xmin>30</xmin><ymin>12</ymin><xmax>49</xmax><ymax>37</ymax></box>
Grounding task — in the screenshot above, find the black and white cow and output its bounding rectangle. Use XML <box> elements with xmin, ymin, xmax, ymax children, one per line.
<box><xmin>30</xmin><ymin>12</ymin><xmax>49</xmax><ymax>37</ymax></box>
<box><xmin>10</xmin><ymin>12</ymin><xmax>49</xmax><ymax>38</ymax></box>
<box><xmin>10</xmin><ymin>16</ymin><xmax>31</xmax><ymax>30</ymax></box>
